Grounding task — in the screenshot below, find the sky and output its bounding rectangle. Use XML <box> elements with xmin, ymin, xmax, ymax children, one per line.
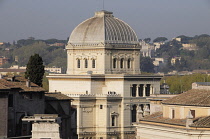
<box><xmin>0</xmin><ymin>0</ymin><xmax>210</xmax><ymax>42</ymax></box>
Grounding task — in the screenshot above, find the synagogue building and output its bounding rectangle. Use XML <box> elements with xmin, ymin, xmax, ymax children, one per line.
<box><xmin>48</xmin><ymin>10</ymin><xmax>162</xmax><ymax>139</ymax></box>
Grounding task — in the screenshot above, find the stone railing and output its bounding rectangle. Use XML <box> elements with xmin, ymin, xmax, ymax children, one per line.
<box><xmin>66</xmin><ymin>94</ymin><xmax>121</xmax><ymax>98</ymax></box>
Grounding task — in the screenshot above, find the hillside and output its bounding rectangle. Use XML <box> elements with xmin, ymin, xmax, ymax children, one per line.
<box><xmin>0</xmin><ymin>38</ymin><xmax>67</xmax><ymax>73</ymax></box>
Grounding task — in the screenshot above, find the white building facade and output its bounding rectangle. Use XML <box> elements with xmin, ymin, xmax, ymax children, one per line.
<box><xmin>48</xmin><ymin>11</ymin><xmax>162</xmax><ymax>139</ymax></box>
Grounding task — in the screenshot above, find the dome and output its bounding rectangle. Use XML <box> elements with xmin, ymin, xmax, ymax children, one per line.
<box><xmin>68</xmin><ymin>11</ymin><xmax>139</xmax><ymax>45</ymax></box>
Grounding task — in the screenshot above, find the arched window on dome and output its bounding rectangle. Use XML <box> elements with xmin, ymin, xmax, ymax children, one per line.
<box><xmin>85</xmin><ymin>59</ymin><xmax>88</xmax><ymax>68</ymax></box>
<box><xmin>127</xmin><ymin>58</ymin><xmax>131</xmax><ymax>69</ymax></box>
<box><xmin>92</xmin><ymin>59</ymin><xmax>96</xmax><ymax>68</ymax></box>
<box><xmin>113</xmin><ymin>58</ymin><xmax>117</xmax><ymax>69</ymax></box>
<box><xmin>120</xmin><ymin>58</ymin><xmax>124</xmax><ymax>68</ymax></box>
<box><xmin>77</xmin><ymin>59</ymin><xmax>80</xmax><ymax>68</ymax></box>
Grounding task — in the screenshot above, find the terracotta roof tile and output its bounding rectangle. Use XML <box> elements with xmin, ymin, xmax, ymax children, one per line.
<box><xmin>162</xmin><ymin>89</ymin><xmax>210</xmax><ymax>106</ymax></box>
<box><xmin>141</xmin><ymin>112</ymin><xmax>210</xmax><ymax>128</ymax></box>
<box><xmin>140</xmin><ymin>112</ymin><xmax>186</xmax><ymax>126</ymax></box>
<box><xmin>0</xmin><ymin>76</ymin><xmax>45</xmax><ymax>92</ymax></box>
<box><xmin>191</xmin><ymin>116</ymin><xmax>210</xmax><ymax>128</ymax></box>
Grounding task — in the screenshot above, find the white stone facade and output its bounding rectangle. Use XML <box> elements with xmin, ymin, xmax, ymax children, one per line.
<box><xmin>48</xmin><ymin>10</ymin><xmax>163</xmax><ymax>139</ymax></box>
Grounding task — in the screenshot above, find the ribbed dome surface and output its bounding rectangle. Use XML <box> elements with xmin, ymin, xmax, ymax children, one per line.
<box><xmin>69</xmin><ymin>11</ymin><xmax>138</xmax><ymax>45</ymax></box>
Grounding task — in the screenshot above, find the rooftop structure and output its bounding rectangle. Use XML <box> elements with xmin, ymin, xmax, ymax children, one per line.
<box><xmin>22</xmin><ymin>114</ymin><xmax>62</xmax><ymax>139</ymax></box>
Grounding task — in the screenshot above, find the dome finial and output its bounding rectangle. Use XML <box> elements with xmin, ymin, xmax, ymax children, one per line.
<box><xmin>95</xmin><ymin>10</ymin><xmax>113</xmax><ymax>17</ymax></box>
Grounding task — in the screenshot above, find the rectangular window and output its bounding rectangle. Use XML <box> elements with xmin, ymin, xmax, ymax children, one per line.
<box><xmin>113</xmin><ymin>58</ymin><xmax>117</xmax><ymax>68</ymax></box>
<box><xmin>190</xmin><ymin>110</ymin><xmax>195</xmax><ymax>118</ymax></box>
<box><xmin>92</xmin><ymin>59</ymin><xmax>95</xmax><ymax>68</ymax></box>
<box><xmin>132</xmin><ymin>84</ymin><xmax>137</xmax><ymax>97</ymax></box>
<box><xmin>77</xmin><ymin>59</ymin><xmax>80</xmax><ymax>68</ymax></box>
<box><xmin>8</xmin><ymin>94</ymin><xmax>13</xmax><ymax>107</ymax></box>
<box><xmin>100</xmin><ymin>105</ymin><xmax>103</xmax><ymax>109</ymax></box>
<box><xmin>85</xmin><ymin>59</ymin><xmax>88</xmax><ymax>68</ymax></box>
<box><xmin>146</xmin><ymin>84</ymin><xmax>151</xmax><ymax>96</ymax></box>
<box><xmin>139</xmin><ymin>84</ymin><xmax>144</xmax><ymax>96</ymax></box>
<box><xmin>120</xmin><ymin>58</ymin><xmax>124</xmax><ymax>68</ymax></box>
<box><xmin>111</xmin><ymin>116</ymin><xmax>115</xmax><ymax>126</ymax></box>
<box><xmin>172</xmin><ymin>109</ymin><xmax>175</xmax><ymax>119</ymax></box>
<box><xmin>131</xmin><ymin>105</ymin><xmax>137</xmax><ymax>122</ymax></box>
<box><xmin>127</xmin><ymin>59</ymin><xmax>131</xmax><ymax>69</ymax></box>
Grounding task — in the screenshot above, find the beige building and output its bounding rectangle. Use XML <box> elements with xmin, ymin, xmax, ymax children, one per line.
<box><xmin>45</xmin><ymin>67</ymin><xmax>62</xmax><ymax>74</ymax></box>
<box><xmin>171</xmin><ymin>57</ymin><xmax>181</xmax><ymax>65</ymax></box>
<box><xmin>192</xmin><ymin>82</ymin><xmax>210</xmax><ymax>90</ymax></box>
<box><xmin>182</xmin><ymin>43</ymin><xmax>197</xmax><ymax>51</ymax></box>
<box><xmin>48</xmin><ymin>10</ymin><xmax>162</xmax><ymax>139</ymax></box>
<box><xmin>140</xmin><ymin>41</ymin><xmax>155</xmax><ymax>58</ymax></box>
<box><xmin>136</xmin><ymin>89</ymin><xmax>210</xmax><ymax>139</ymax></box>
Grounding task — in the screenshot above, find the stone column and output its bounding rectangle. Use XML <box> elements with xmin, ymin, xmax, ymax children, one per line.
<box><xmin>150</xmin><ymin>85</ymin><xmax>153</xmax><ymax>95</ymax></box>
<box><xmin>136</xmin><ymin>85</ymin><xmax>139</xmax><ymax>97</ymax></box>
<box><xmin>143</xmin><ymin>84</ymin><xmax>146</xmax><ymax>97</ymax></box>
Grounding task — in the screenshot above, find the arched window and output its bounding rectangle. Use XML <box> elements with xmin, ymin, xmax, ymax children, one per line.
<box><xmin>128</xmin><ymin>58</ymin><xmax>131</xmax><ymax>69</ymax></box>
<box><xmin>111</xmin><ymin>116</ymin><xmax>116</xmax><ymax>126</ymax></box>
<box><xmin>120</xmin><ymin>58</ymin><xmax>124</xmax><ymax>68</ymax></box>
<box><xmin>77</xmin><ymin>59</ymin><xmax>80</xmax><ymax>68</ymax></box>
<box><xmin>92</xmin><ymin>59</ymin><xmax>96</xmax><ymax>68</ymax></box>
<box><xmin>113</xmin><ymin>58</ymin><xmax>117</xmax><ymax>68</ymax></box>
<box><xmin>85</xmin><ymin>59</ymin><xmax>88</xmax><ymax>68</ymax></box>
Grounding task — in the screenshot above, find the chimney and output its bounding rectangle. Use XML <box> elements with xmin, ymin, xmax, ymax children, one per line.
<box><xmin>26</xmin><ymin>79</ymin><xmax>31</xmax><ymax>87</ymax></box>
<box><xmin>11</xmin><ymin>76</ymin><xmax>15</xmax><ymax>82</ymax></box>
<box><xmin>186</xmin><ymin>110</ymin><xmax>193</xmax><ymax>128</ymax></box>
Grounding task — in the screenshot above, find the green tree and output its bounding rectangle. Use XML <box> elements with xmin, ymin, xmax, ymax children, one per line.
<box><xmin>153</xmin><ymin>37</ymin><xmax>168</xmax><ymax>42</ymax></box>
<box><xmin>143</xmin><ymin>38</ymin><xmax>151</xmax><ymax>43</ymax></box>
<box><xmin>25</xmin><ymin>54</ymin><xmax>45</xmax><ymax>86</ymax></box>
<box><xmin>174</xmin><ymin>59</ymin><xmax>181</xmax><ymax>71</ymax></box>
<box><xmin>140</xmin><ymin>56</ymin><xmax>154</xmax><ymax>73</ymax></box>
<box><xmin>164</xmin><ymin>73</ymin><xmax>209</xmax><ymax>94</ymax></box>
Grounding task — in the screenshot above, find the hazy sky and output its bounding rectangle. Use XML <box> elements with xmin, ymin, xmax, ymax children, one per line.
<box><xmin>0</xmin><ymin>0</ymin><xmax>210</xmax><ymax>42</ymax></box>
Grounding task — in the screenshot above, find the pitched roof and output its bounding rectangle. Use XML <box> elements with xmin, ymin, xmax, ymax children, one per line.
<box><xmin>140</xmin><ymin>112</ymin><xmax>210</xmax><ymax>128</ymax></box>
<box><xmin>0</xmin><ymin>69</ymin><xmax>26</xmax><ymax>72</ymax></box>
<box><xmin>140</xmin><ymin>112</ymin><xmax>186</xmax><ymax>126</ymax></box>
<box><xmin>194</xmin><ymin>82</ymin><xmax>210</xmax><ymax>86</ymax></box>
<box><xmin>45</xmin><ymin>92</ymin><xmax>72</xmax><ymax>100</ymax></box>
<box><xmin>0</xmin><ymin>76</ymin><xmax>45</xmax><ymax>92</ymax></box>
<box><xmin>162</xmin><ymin>89</ymin><xmax>210</xmax><ymax>107</ymax></box>
<box><xmin>191</xmin><ymin>116</ymin><xmax>210</xmax><ymax>128</ymax></box>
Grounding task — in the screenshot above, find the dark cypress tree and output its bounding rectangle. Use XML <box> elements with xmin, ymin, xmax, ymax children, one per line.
<box><xmin>140</xmin><ymin>56</ymin><xmax>155</xmax><ymax>73</ymax></box>
<box><xmin>25</xmin><ymin>54</ymin><xmax>45</xmax><ymax>86</ymax></box>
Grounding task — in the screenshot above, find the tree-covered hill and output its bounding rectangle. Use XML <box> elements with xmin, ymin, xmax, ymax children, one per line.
<box><xmin>156</xmin><ymin>34</ymin><xmax>210</xmax><ymax>72</ymax></box>
<box><xmin>0</xmin><ymin>38</ymin><xmax>67</xmax><ymax>73</ymax></box>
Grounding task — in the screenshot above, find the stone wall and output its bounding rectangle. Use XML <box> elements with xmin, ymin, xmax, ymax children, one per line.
<box><xmin>0</xmin><ymin>93</ymin><xmax>8</xmax><ymax>139</ymax></box>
